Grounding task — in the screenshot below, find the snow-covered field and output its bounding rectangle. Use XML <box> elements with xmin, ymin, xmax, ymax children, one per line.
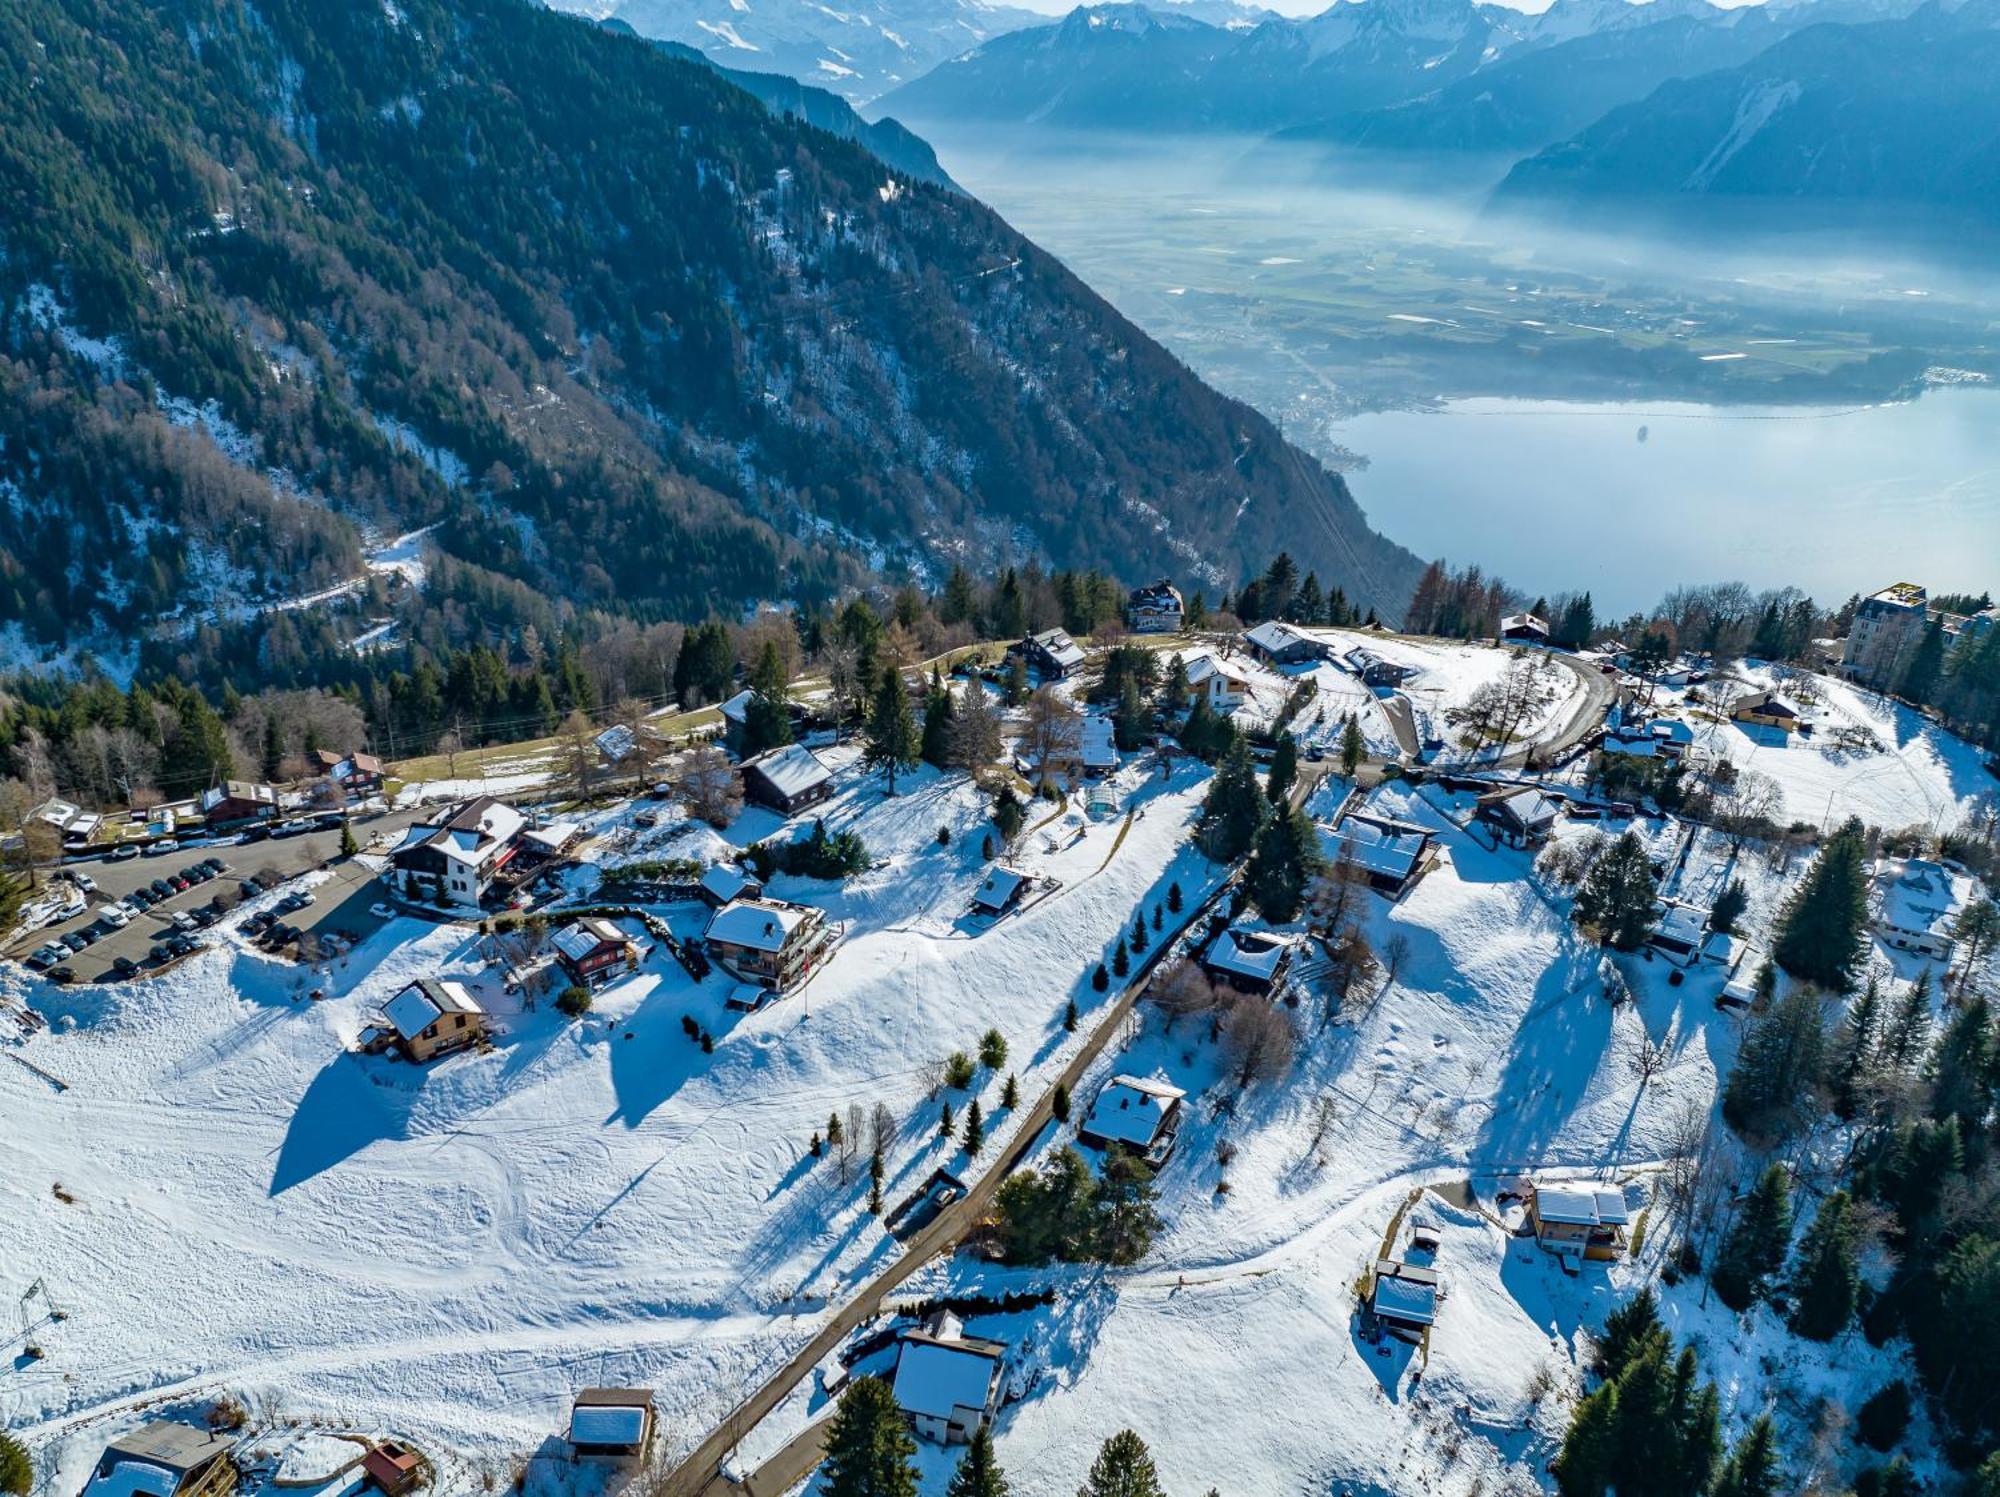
<box><xmin>1687</xmin><ymin>666</ymin><xmax>1996</xmax><ymax>834</ymax></box>
<box><xmin>3</xmin><ymin>746</ymin><xmax>1224</xmax><ymax>1491</ymax></box>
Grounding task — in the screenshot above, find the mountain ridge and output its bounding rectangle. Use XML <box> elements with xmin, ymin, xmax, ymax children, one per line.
<box><xmin>0</xmin><ymin>0</ymin><xmax>1420</xmax><ymax>682</ymax></box>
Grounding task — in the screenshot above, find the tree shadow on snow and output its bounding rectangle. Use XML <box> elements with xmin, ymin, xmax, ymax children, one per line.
<box><xmin>1473</xmin><ymin>943</ymin><xmax>1613</xmax><ymax>1167</ymax></box>
<box><xmin>269</xmin><ymin>1052</ymin><xmax>421</xmax><ymax>1194</ymax></box>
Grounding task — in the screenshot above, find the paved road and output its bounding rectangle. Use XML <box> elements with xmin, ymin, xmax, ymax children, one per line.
<box><xmin>662</xmin><ymin>869</ymin><xmax>1246</xmax><ymax>1497</ymax></box>
<box><xmin>11</xmin><ymin>809</ymin><xmax>425</xmax><ymax>982</ymax></box>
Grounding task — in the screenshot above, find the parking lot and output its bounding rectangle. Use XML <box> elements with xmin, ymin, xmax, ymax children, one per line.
<box><xmin>12</xmin><ymin>807</ymin><xmax>428</xmax><ymax>983</ymax></box>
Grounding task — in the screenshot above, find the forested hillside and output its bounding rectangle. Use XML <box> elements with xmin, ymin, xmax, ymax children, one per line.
<box><xmin>0</xmin><ymin>0</ymin><xmax>1419</xmax><ymax>689</ymax></box>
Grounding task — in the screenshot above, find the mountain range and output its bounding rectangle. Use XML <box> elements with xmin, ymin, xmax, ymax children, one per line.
<box><xmin>874</xmin><ymin>0</ymin><xmax>1828</xmax><ymax>138</ymax></box>
<box><xmin>878</xmin><ymin>0</ymin><xmax>1990</xmax><ymax>247</ymax></box>
<box><xmin>0</xmin><ymin>0</ymin><xmax>1418</xmax><ymax>678</ymax></box>
<box><xmin>1495</xmin><ymin>0</ymin><xmax>2000</xmax><ymax>241</ymax></box>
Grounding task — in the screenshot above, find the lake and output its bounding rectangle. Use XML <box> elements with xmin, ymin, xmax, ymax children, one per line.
<box><xmin>918</xmin><ymin>126</ymin><xmax>2000</xmax><ymax>610</ymax></box>
<box><xmin>1329</xmin><ymin>388</ymin><xmax>2000</xmax><ymax>611</ymax></box>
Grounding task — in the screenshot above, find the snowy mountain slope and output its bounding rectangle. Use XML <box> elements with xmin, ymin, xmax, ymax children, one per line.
<box><xmin>3</xmin><ymin>746</ymin><xmax>1227</xmax><ymax>1483</ymax></box>
<box><xmin>551</xmin><ymin>0</ymin><xmax>1050</xmax><ymax>101</ymax></box>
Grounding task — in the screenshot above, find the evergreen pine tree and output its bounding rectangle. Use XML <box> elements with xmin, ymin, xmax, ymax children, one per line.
<box><xmin>1246</xmin><ymin>804</ymin><xmax>1327</xmax><ymax>923</ymax></box>
<box><xmin>963</xmin><ymin>1098</ymin><xmax>985</xmax><ymax>1156</ymax></box>
<box><xmin>1879</xmin><ymin>970</ymin><xmax>1934</xmax><ymax>1073</ymax></box>
<box><xmin>920</xmin><ymin>676</ymin><xmax>957</xmax><ymax>769</ymax></box>
<box><xmin>1002</xmin><ymin>1072</ymin><xmax>1019</xmax><ymax>1109</ymax></box>
<box><xmin>1555</xmin><ymin>1383</ymin><xmax>1619</xmax><ymax>1497</ymax></box>
<box><xmin>1195</xmin><ymin>736</ymin><xmax>1266</xmax><ymax>861</ymax></box>
<box><xmin>1167</xmin><ymin>882</ymin><xmax>1183</xmax><ymax>913</ymax></box>
<box><xmin>338</xmin><ymin>821</ymin><xmax>358</xmax><ymax>857</ymax></box>
<box><xmin>1596</xmin><ymin>1288</ymin><xmax>1666</xmax><ymax>1380</ymax></box>
<box><xmin>1710</xmin><ymin>879</ymin><xmax>1749</xmax><ymax>937</ymax></box>
<box><xmin>1899</xmin><ymin>619</ymin><xmax>1947</xmax><ymax>705</ymax></box>
<box><xmin>1052</xmin><ymin>1082</ymin><xmax>1071</xmax><ymax>1122</ymax></box>
<box><xmin>1091</xmin><ymin>964</ymin><xmax>1108</xmax><ymax>993</ymax></box>
<box><xmin>820</xmin><ymin>1376</ymin><xmax>918</xmax><ymax>1497</ymax></box>
<box><xmin>261</xmin><ymin>714</ymin><xmax>284</xmax><ymax>780</ymax></box>
<box><xmin>1572</xmin><ymin>830</ymin><xmax>1659</xmax><ymax>950</ymax></box>
<box><xmin>865</xmin><ymin>664</ymin><xmax>921</xmax><ymax>795</ymax></box>
<box><xmin>1712</xmin><ymin>1416</ymin><xmax>1780</xmax><ymax>1497</ymax></box>
<box><xmin>0</xmin><ymin>1431</ymin><xmax>30</xmax><ymax>1497</ymax></box>
<box><xmin>1927</xmin><ymin>994</ymin><xmax>1995</xmax><ymax>1137</ymax></box>
<box><xmin>1340</xmin><ymin>713</ymin><xmax>1365</xmax><ymax>777</ymax></box>
<box><xmin>742</xmin><ymin>640</ymin><xmax>794</xmax><ymax>754</ymax></box>
<box><xmin>1112</xmin><ymin>939</ymin><xmax>1130</xmax><ymax>978</ymax></box>
<box><xmin>1130</xmin><ymin>911</ymin><xmax>1148</xmax><ymax>953</ymax></box>
<box><xmin>945</xmin><ymin>1425</ymin><xmax>1010</xmax><ymax>1497</ymax></box>
<box><xmin>1721</xmin><ymin>988</ymin><xmax>1827</xmax><ymax>1144</ymax></box>
<box><xmin>939</xmin><ymin>1101</ymin><xmax>955</xmax><ymax>1140</ymax></box>
<box><xmin>1265</xmin><ymin>731</ymin><xmax>1297</xmax><ymax>804</ymax></box>
<box><xmin>992</xmin><ymin>783</ymin><xmax>1027</xmax><ymax>845</ymax></box>
<box><xmin>1788</xmin><ymin>1190</ymin><xmax>1860</xmax><ymax>1340</ymax></box>
<box><xmin>1077</xmin><ymin>1430</ymin><xmax>1165</xmax><ymax>1497</ymax></box>
<box><xmin>1831</xmin><ymin>976</ymin><xmax>1885</xmax><ymax>1120</ymax></box>
<box><xmin>1773</xmin><ymin>817</ymin><xmax>1871</xmax><ymax>990</ymax></box>
<box><xmin>828</xmin><ymin>1111</ymin><xmax>844</xmax><ymax>1147</ymax></box>
<box><xmin>1712</xmin><ymin>1164</ymin><xmax>1793</xmax><ymax>1310</ymax></box>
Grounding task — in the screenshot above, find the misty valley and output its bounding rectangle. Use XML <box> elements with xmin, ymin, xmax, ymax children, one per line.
<box><xmin>913</xmin><ymin>126</ymin><xmax>2000</xmax><ymax>604</ymax></box>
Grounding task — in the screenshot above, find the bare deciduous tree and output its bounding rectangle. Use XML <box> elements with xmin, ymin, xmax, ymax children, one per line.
<box><xmin>1221</xmin><ymin>999</ymin><xmax>1297</xmax><ymax>1088</ymax></box>
<box><xmin>671</xmin><ymin>743</ymin><xmax>743</xmax><ymax>829</ymax></box>
<box><xmin>1020</xmin><ymin>685</ymin><xmax>1083</xmax><ymax>791</ymax></box>
<box><xmin>1381</xmin><ymin>931</ymin><xmax>1412</xmax><ymax>986</ymax></box>
<box><xmin>1152</xmin><ymin>960</ymin><xmax>1222</xmax><ymax>1031</ymax></box>
<box><xmin>1322</xmin><ymin>923</ymin><xmax>1380</xmax><ymax>1026</ymax></box>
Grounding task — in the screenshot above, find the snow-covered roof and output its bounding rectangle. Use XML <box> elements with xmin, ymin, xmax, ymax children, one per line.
<box><xmin>972</xmin><ymin>865</ymin><xmax>1030</xmax><ymax>912</ymax></box>
<box><xmin>1025</xmin><ymin>628</ymin><xmax>1085</xmax><ymax>670</ymax></box>
<box><xmin>718</xmin><ymin>688</ymin><xmax>755</xmax><ymax>725</ymax></box>
<box><xmin>86</xmin><ymin>1463</ymin><xmax>179</xmax><ymax>1497</ymax></box>
<box><xmin>1326</xmin><ymin>814</ymin><xmax>1430</xmax><ymax>882</ymax></box>
<box><xmin>383</xmin><ymin>978</ymin><xmax>482</xmax><ymax>1041</ymax></box>
<box><xmin>706</xmin><ymin>898</ymin><xmax>814</xmax><ymax>953</ymax></box>
<box><xmin>552</xmin><ymin>918</ymin><xmax>627</xmax><ymax>964</ymax></box>
<box><xmin>1876</xmin><ymin>857</ymin><xmax>1964</xmax><ymax>937</ymax></box>
<box><xmin>1534</xmin><ymin>1183</ymin><xmax>1629</xmax><ymax>1227</ymax></box>
<box><xmin>892</xmin><ymin>1327</ymin><xmax>1002</xmax><ymax>1425</ymax></box>
<box><xmin>1483</xmin><ymin>786</ymin><xmax>1561</xmax><ymax>829</ymax></box>
<box><xmin>1083</xmin><ymin>1074</ymin><xmax>1185</xmax><ymax>1149</ymax></box>
<box><xmin>742</xmin><ymin>743</ymin><xmax>831</xmax><ymax>799</ymax></box>
<box><xmin>1650</xmin><ymin>719</ymin><xmax>1695</xmax><ymax>744</ymax></box>
<box><xmin>1129</xmin><ymin>580</ymin><xmax>1182</xmax><ymax>609</ymax></box>
<box><xmin>1183</xmin><ymin>653</ymin><xmax>1247</xmax><ymax>690</ymax></box>
<box><xmin>397</xmin><ymin>796</ymin><xmax>526</xmax><ymax>866</ymax></box>
<box><xmin>1650</xmin><ymin>902</ymin><xmax>1710</xmax><ymax>951</ymax></box>
<box><xmin>569</xmin><ymin>1403</ymin><xmax>648</xmax><ymax>1448</ymax></box>
<box><xmin>700</xmin><ymin>863</ymin><xmax>757</xmax><ymax>903</ymax></box>
<box><xmin>1080</xmin><ymin>714</ymin><xmax>1118</xmax><ymax>769</ymax></box>
<box><xmin>595</xmin><ymin>724</ymin><xmax>638</xmax><ymax>761</ymax></box>
<box><xmin>1501</xmin><ymin>613</ymin><xmax>1549</xmax><ymax>636</ymax></box>
<box><xmin>1244</xmin><ymin>620</ymin><xmax>1309</xmax><ymax>654</ymax></box>
<box><xmin>1204</xmin><ymin>925</ymin><xmax>1293</xmax><ymax>984</ymax></box>
<box><xmin>1372</xmin><ymin>1270</ymin><xmax>1438</xmax><ymax>1326</ymax></box>
<box><xmin>1733</xmin><ymin>690</ymin><xmax>1802</xmax><ymax>720</ymax></box>
<box><xmin>522</xmin><ymin>822</ymin><xmax>579</xmax><ymax>854</ymax></box>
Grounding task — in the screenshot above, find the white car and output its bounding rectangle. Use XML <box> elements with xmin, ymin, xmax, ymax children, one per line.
<box><xmin>369</xmin><ymin>903</ymin><xmax>396</xmax><ymax>920</ymax></box>
<box><xmin>53</xmin><ymin>898</ymin><xmax>86</xmax><ymax>923</ymax></box>
<box><xmin>68</xmin><ymin>872</ymin><xmax>97</xmax><ymax>894</ymax></box>
<box><xmin>99</xmin><ymin>905</ymin><xmax>131</xmax><ymax>929</ymax></box>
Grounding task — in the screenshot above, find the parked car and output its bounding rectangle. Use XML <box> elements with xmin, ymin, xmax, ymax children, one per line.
<box><xmin>54</xmin><ymin>897</ymin><xmax>86</xmax><ymax>922</ymax></box>
<box><xmin>202</xmin><ymin>857</ymin><xmax>227</xmax><ymax>873</ymax></box>
<box><xmin>61</xmin><ymin>932</ymin><xmax>89</xmax><ymax>952</ymax></box>
<box><xmin>108</xmin><ymin>843</ymin><xmax>141</xmax><ymax>861</ymax></box>
<box><xmin>67</xmin><ymin>871</ymin><xmax>98</xmax><ymax>894</ymax></box>
<box><xmin>171</xmin><ymin>913</ymin><xmax>198</xmax><ymax>933</ymax></box>
<box><xmin>238</xmin><ymin>825</ymin><xmax>271</xmax><ymax>844</ymax></box>
<box><xmin>49</xmin><ymin>966</ymin><xmax>75</xmax><ymax>985</ymax></box>
<box><xmin>369</xmin><ymin>902</ymin><xmax>396</xmax><ymax>920</ymax></box>
<box><xmin>148</xmin><ymin>879</ymin><xmax>172</xmax><ymax>899</ymax></box>
<box><xmin>100</xmin><ymin>905</ymin><xmax>131</xmax><ymax>929</ymax></box>
<box><xmin>143</xmin><ymin>839</ymin><xmax>179</xmax><ymax>856</ymax></box>
<box><xmin>25</xmin><ymin>948</ymin><xmax>60</xmax><ymax>972</ymax></box>
<box><xmin>240</xmin><ymin>879</ymin><xmax>261</xmax><ymax>898</ymax></box>
<box><xmin>112</xmin><ymin>957</ymin><xmax>138</xmax><ymax>979</ymax></box>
